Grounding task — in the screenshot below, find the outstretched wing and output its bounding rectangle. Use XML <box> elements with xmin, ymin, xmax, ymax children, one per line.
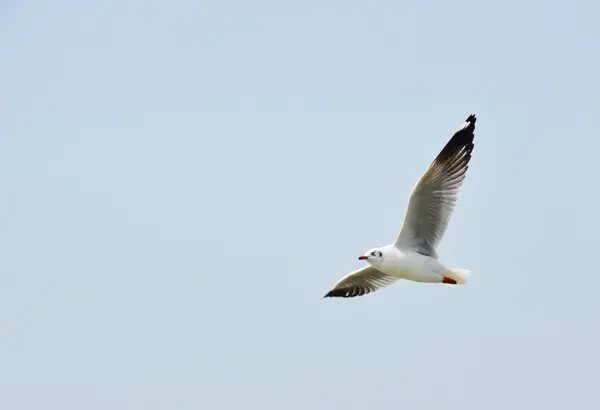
<box><xmin>394</xmin><ymin>114</ymin><xmax>476</xmax><ymax>258</ymax></box>
<box><xmin>323</xmin><ymin>266</ymin><xmax>399</xmax><ymax>298</ymax></box>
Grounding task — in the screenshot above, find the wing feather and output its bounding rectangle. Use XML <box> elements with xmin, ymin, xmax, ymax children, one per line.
<box><xmin>324</xmin><ymin>266</ymin><xmax>399</xmax><ymax>298</ymax></box>
<box><xmin>394</xmin><ymin>114</ymin><xmax>476</xmax><ymax>258</ymax></box>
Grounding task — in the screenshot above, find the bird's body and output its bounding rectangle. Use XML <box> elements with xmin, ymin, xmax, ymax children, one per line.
<box><xmin>324</xmin><ymin>114</ymin><xmax>477</xmax><ymax>298</ymax></box>
<box><xmin>368</xmin><ymin>246</ymin><xmax>450</xmax><ymax>284</ymax></box>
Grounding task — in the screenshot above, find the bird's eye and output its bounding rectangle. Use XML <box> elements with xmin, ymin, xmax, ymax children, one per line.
<box><xmin>371</xmin><ymin>251</ymin><xmax>378</xmax><ymax>256</ymax></box>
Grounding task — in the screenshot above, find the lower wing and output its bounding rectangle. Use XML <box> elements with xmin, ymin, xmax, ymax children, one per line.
<box><xmin>324</xmin><ymin>266</ymin><xmax>399</xmax><ymax>298</ymax></box>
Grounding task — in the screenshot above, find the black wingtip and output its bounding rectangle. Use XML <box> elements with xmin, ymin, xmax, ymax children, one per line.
<box><xmin>323</xmin><ymin>289</ymin><xmax>339</xmax><ymax>298</ymax></box>
<box><xmin>323</xmin><ymin>288</ymin><xmax>351</xmax><ymax>298</ymax></box>
<box><xmin>460</xmin><ymin>114</ymin><xmax>476</xmax><ymax>132</ymax></box>
<box><xmin>431</xmin><ymin>113</ymin><xmax>476</xmax><ymax>165</ymax></box>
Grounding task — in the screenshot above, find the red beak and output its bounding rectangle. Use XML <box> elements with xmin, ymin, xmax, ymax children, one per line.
<box><xmin>358</xmin><ymin>255</ymin><xmax>368</xmax><ymax>260</ymax></box>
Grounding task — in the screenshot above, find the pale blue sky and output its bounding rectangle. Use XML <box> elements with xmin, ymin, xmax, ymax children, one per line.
<box><xmin>1</xmin><ymin>0</ymin><xmax>600</xmax><ymax>409</ymax></box>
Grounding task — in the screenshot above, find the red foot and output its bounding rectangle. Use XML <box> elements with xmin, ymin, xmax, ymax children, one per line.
<box><xmin>442</xmin><ymin>277</ymin><xmax>457</xmax><ymax>285</ymax></box>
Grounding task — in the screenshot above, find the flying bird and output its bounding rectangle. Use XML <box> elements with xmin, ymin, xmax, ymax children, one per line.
<box><xmin>324</xmin><ymin>114</ymin><xmax>476</xmax><ymax>298</ymax></box>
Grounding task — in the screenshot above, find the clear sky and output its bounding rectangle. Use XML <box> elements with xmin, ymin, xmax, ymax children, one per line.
<box><xmin>2</xmin><ymin>0</ymin><xmax>600</xmax><ymax>409</ymax></box>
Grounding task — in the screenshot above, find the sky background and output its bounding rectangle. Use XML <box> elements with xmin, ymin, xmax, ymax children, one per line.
<box><xmin>1</xmin><ymin>0</ymin><xmax>600</xmax><ymax>409</ymax></box>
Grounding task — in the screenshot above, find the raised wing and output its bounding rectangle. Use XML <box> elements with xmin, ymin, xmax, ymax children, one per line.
<box><xmin>323</xmin><ymin>266</ymin><xmax>399</xmax><ymax>298</ymax></box>
<box><xmin>394</xmin><ymin>114</ymin><xmax>476</xmax><ymax>258</ymax></box>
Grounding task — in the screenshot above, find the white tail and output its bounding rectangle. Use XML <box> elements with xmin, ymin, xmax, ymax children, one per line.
<box><xmin>444</xmin><ymin>267</ymin><xmax>471</xmax><ymax>285</ymax></box>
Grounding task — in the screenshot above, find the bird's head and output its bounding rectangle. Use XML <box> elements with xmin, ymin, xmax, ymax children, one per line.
<box><xmin>358</xmin><ymin>248</ymin><xmax>384</xmax><ymax>265</ymax></box>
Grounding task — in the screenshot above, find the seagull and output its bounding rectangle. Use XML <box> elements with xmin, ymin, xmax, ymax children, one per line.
<box><xmin>324</xmin><ymin>114</ymin><xmax>476</xmax><ymax>298</ymax></box>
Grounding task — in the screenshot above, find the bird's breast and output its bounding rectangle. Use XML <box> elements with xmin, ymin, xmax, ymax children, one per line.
<box><xmin>378</xmin><ymin>251</ymin><xmax>433</xmax><ymax>278</ymax></box>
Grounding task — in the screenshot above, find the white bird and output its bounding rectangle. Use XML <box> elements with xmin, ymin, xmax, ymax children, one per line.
<box><xmin>324</xmin><ymin>114</ymin><xmax>476</xmax><ymax>298</ymax></box>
